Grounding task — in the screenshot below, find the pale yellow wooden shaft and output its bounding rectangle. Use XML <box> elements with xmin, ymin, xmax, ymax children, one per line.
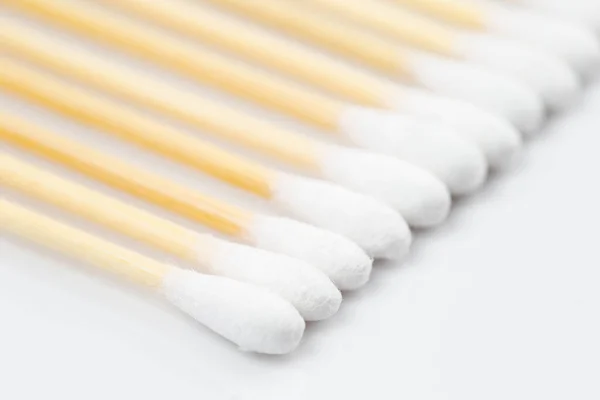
<box><xmin>1</xmin><ymin>154</ymin><xmax>207</xmax><ymax>264</ymax></box>
<box><xmin>0</xmin><ymin>17</ymin><xmax>320</xmax><ymax>171</ymax></box>
<box><xmin>0</xmin><ymin>57</ymin><xmax>274</xmax><ymax>198</ymax></box>
<box><xmin>103</xmin><ymin>0</ymin><xmax>390</xmax><ymax>107</ymax></box>
<box><xmin>204</xmin><ymin>0</ymin><xmax>414</xmax><ymax>77</ymax></box>
<box><xmin>0</xmin><ymin>199</ymin><xmax>169</xmax><ymax>288</ymax></box>
<box><xmin>0</xmin><ymin>113</ymin><xmax>253</xmax><ymax>237</ymax></box>
<box><xmin>305</xmin><ymin>0</ymin><xmax>458</xmax><ymax>57</ymax></box>
<box><xmin>392</xmin><ymin>0</ymin><xmax>487</xmax><ymax>29</ymax></box>
<box><xmin>3</xmin><ymin>0</ymin><xmax>345</xmax><ymax>132</ymax></box>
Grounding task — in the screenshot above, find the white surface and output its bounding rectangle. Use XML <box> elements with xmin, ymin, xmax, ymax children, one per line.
<box><xmin>2</xmin><ymin>11</ymin><xmax>600</xmax><ymax>400</ymax></box>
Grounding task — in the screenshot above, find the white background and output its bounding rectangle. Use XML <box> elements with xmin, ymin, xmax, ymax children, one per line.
<box><xmin>2</xmin><ymin>8</ymin><xmax>600</xmax><ymax>400</ymax></box>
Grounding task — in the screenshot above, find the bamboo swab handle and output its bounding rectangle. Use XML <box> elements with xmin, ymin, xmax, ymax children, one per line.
<box><xmin>391</xmin><ymin>0</ymin><xmax>486</xmax><ymax>29</ymax></box>
<box><xmin>1</xmin><ymin>154</ymin><xmax>208</xmax><ymax>263</ymax></box>
<box><xmin>0</xmin><ymin>57</ymin><xmax>275</xmax><ymax>199</ymax></box>
<box><xmin>0</xmin><ymin>113</ymin><xmax>253</xmax><ymax>237</ymax></box>
<box><xmin>3</xmin><ymin>0</ymin><xmax>345</xmax><ymax>131</ymax></box>
<box><xmin>305</xmin><ymin>0</ymin><xmax>457</xmax><ymax>57</ymax></box>
<box><xmin>104</xmin><ymin>0</ymin><xmax>390</xmax><ymax>108</ymax></box>
<box><xmin>0</xmin><ymin>17</ymin><xmax>321</xmax><ymax>171</ymax></box>
<box><xmin>0</xmin><ymin>199</ymin><xmax>169</xmax><ymax>288</ymax></box>
<box><xmin>203</xmin><ymin>0</ymin><xmax>412</xmax><ymax>76</ymax></box>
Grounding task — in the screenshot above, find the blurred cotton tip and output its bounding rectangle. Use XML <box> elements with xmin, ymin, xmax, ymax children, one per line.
<box><xmin>161</xmin><ymin>268</ymin><xmax>305</xmax><ymax>354</ymax></box>
<box><xmin>317</xmin><ymin>144</ymin><xmax>451</xmax><ymax>227</ymax></box>
<box><xmin>201</xmin><ymin>238</ymin><xmax>341</xmax><ymax>321</ymax></box>
<box><xmin>406</xmin><ymin>49</ymin><xmax>546</xmax><ymax>134</ymax></box>
<box><xmin>455</xmin><ymin>33</ymin><xmax>582</xmax><ymax>110</ymax></box>
<box><xmin>270</xmin><ymin>172</ymin><xmax>412</xmax><ymax>260</ymax></box>
<box><xmin>338</xmin><ymin>106</ymin><xmax>488</xmax><ymax>195</ymax></box>
<box><xmin>517</xmin><ymin>0</ymin><xmax>600</xmax><ymax>31</ymax></box>
<box><xmin>520</xmin><ymin>0</ymin><xmax>600</xmax><ymax>33</ymax></box>
<box><xmin>390</xmin><ymin>87</ymin><xmax>523</xmax><ymax>169</ymax></box>
<box><xmin>246</xmin><ymin>215</ymin><xmax>372</xmax><ymax>290</ymax></box>
<box><xmin>484</xmin><ymin>3</ymin><xmax>600</xmax><ymax>78</ymax></box>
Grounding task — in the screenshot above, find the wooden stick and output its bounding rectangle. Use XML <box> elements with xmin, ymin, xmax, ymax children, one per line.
<box><xmin>0</xmin><ymin>17</ymin><xmax>321</xmax><ymax>171</ymax></box>
<box><xmin>0</xmin><ymin>199</ymin><xmax>168</xmax><ymax>287</ymax></box>
<box><xmin>0</xmin><ymin>112</ymin><xmax>253</xmax><ymax>238</ymax></box>
<box><xmin>1</xmin><ymin>154</ymin><xmax>210</xmax><ymax>264</ymax></box>
<box><xmin>0</xmin><ymin>57</ymin><xmax>277</xmax><ymax>198</ymax></box>
<box><xmin>0</xmin><ymin>197</ymin><xmax>308</xmax><ymax>355</ymax></box>
<box><xmin>201</xmin><ymin>0</ymin><xmax>414</xmax><ymax>75</ymax></box>
<box><xmin>1</xmin><ymin>153</ymin><xmax>350</xmax><ymax>323</ymax></box>
<box><xmin>301</xmin><ymin>0</ymin><xmax>457</xmax><ymax>57</ymax></box>
<box><xmin>390</xmin><ymin>0</ymin><xmax>487</xmax><ymax>29</ymax></box>
<box><xmin>2</xmin><ymin>0</ymin><xmax>349</xmax><ymax>132</ymax></box>
<box><xmin>100</xmin><ymin>0</ymin><xmax>391</xmax><ymax>108</ymax></box>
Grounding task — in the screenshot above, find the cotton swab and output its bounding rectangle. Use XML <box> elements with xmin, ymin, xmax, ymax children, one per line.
<box><xmin>298</xmin><ymin>0</ymin><xmax>580</xmax><ymax>111</ymax></box>
<box><xmin>0</xmin><ymin>117</ymin><xmax>372</xmax><ymax>291</ymax></box>
<box><xmin>392</xmin><ymin>0</ymin><xmax>487</xmax><ymax>30</ymax></box>
<box><xmin>133</xmin><ymin>2</ymin><xmax>523</xmax><ymax>170</ymax></box>
<box><xmin>1</xmin><ymin>2</ymin><xmax>487</xmax><ymax>197</ymax></box>
<box><xmin>89</xmin><ymin>0</ymin><xmax>521</xmax><ymax>170</ymax></box>
<box><xmin>2</xmin><ymin>128</ymin><xmax>371</xmax><ymax>290</ymax></box>
<box><xmin>0</xmin><ymin>65</ymin><xmax>413</xmax><ymax>255</ymax></box>
<box><xmin>0</xmin><ymin>57</ymin><xmax>451</xmax><ymax>228</ymax></box>
<box><xmin>198</xmin><ymin>0</ymin><xmax>545</xmax><ymax>133</ymax></box>
<box><xmin>0</xmin><ymin>199</ymin><xmax>305</xmax><ymax>354</ymax></box>
<box><xmin>476</xmin><ymin>1</ymin><xmax>600</xmax><ymax>79</ymax></box>
<box><xmin>1</xmin><ymin>155</ymin><xmax>343</xmax><ymax>321</ymax></box>
<box><xmin>0</xmin><ymin>113</ymin><xmax>400</xmax><ymax>268</ymax></box>
<box><xmin>391</xmin><ymin>0</ymin><xmax>600</xmax><ymax>78</ymax></box>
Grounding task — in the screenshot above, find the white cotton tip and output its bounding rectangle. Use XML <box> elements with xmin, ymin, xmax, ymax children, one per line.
<box><xmin>161</xmin><ymin>268</ymin><xmax>305</xmax><ymax>354</ymax></box>
<box><xmin>516</xmin><ymin>0</ymin><xmax>600</xmax><ymax>36</ymax></box>
<box><xmin>317</xmin><ymin>144</ymin><xmax>451</xmax><ymax>227</ymax></box>
<box><xmin>201</xmin><ymin>238</ymin><xmax>342</xmax><ymax>321</ymax></box>
<box><xmin>245</xmin><ymin>215</ymin><xmax>372</xmax><ymax>291</ymax></box>
<box><xmin>269</xmin><ymin>172</ymin><xmax>412</xmax><ymax>260</ymax></box>
<box><xmin>455</xmin><ymin>32</ymin><xmax>582</xmax><ymax>110</ymax></box>
<box><xmin>484</xmin><ymin>3</ymin><xmax>600</xmax><ymax>78</ymax></box>
<box><xmin>390</xmin><ymin>87</ymin><xmax>523</xmax><ymax>170</ymax></box>
<box><xmin>406</xmin><ymin>49</ymin><xmax>546</xmax><ymax>134</ymax></box>
<box><xmin>338</xmin><ymin>106</ymin><xmax>488</xmax><ymax>195</ymax></box>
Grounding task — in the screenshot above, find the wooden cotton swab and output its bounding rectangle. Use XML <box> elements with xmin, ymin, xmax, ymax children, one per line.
<box><xmin>93</xmin><ymin>0</ymin><xmax>521</xmax><ymax>171</ymax></box>
<box><xmin>0</xmin><ymin>57</ymin><xmax>450</xmax><ymax>228</ymax></box>
<box><xmin>0</xmin><ymin>2</ymin><xmax>486</xmax><ymax>197</ymax></box>
<box><xmin>197</xmin><ymin>0</ymin><xmax>545</xmax><ymax>133</ymax></box>
<box><xmin>0</xmin><ymin>199</ymin><xmax>305</xmax><ymax>354</ymax></box>
<box><xmin>1</xmin><ymin>154</ymin><xmax>343</xmax><ymax>321</ymax></box>
<box><xmin>0</xmin><ymin>65</ymin><xmax>411</xmax><ymax>262</ymax></box>
<box><xmin>390</xmin><ymin>0</ymin><xmax>488</xmax><ymax>30</ymax></box>
<box><xmin>0</xmin><ymin>112</ymin><xmax>376</xmax><ymax>285</ymax></box>
<box><xmin>298</xmin><ymin>0</ymin><xmax>580</xmax><ymax>111</ymax></box>
<box><xmin>390</xmin><ymin>0</ymin><xmax>600</xmax><ymax>77</ymax></box>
